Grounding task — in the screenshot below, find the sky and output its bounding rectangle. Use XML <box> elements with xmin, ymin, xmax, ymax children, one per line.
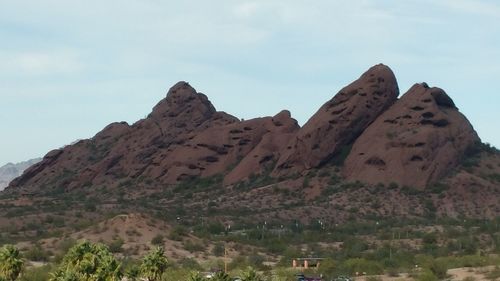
<box><xmin>1</xmin><ymin>0</ymin><xmax>500</xmax><ymax>165</ymax></box>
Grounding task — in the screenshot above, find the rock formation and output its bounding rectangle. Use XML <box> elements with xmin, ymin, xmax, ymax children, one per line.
<box><xmin>272</xmin><ymin>64</ymin><xmax>399</xmax><ymax>177</ymax></box>
<box><xmin>343</xmin><ymin>83</ymin><xmax>480</xmax><ymax>188</ymax></box>
<box><xmin>7</xmin><ymin>65</ymin><xmax>482</xmax><ymax>193</ymax></box>
<box><xmin>8</xmin><ymin>82</ymin><xmax>299</xmax><ymax>191</ymax></box>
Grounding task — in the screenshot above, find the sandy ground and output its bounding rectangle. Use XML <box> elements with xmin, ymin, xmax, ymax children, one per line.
<box><xmin>448</xmin><ymin>266</ymin><xmax>497</xmax><ymax>281</ymax></box>
<box><xmin>349</xmin><ymin>266</ymin><xmax>498</xmax><ymax>281</ymax></box>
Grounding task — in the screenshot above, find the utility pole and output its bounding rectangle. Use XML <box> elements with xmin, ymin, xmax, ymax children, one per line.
<box><xmin>390</xmin><ymin>231</ymin><xmax>394</xmax><ymax>260</ymax></box>
<box><xmin>224</xmin><ymin>245</ymin><xmax>228</xmax><ymax>273</ymax></box>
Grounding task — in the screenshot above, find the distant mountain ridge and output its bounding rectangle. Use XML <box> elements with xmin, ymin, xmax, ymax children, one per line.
<box><xmin>0</xmin><ymin>158</ymin><xmax>41</xmax><ymax>190</ymax></box>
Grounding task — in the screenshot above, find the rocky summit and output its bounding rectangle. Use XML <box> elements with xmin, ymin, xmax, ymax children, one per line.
<box><xmin>273</xmin><ymin>64</ymin><xmax>399</xmax><ymax>177</ymax></box>
<box><xmin>6</xmin><ymin>64</ymin><xmax>487</xmax><ymax>194</ymax></box>
<box><xmin>343</xmin><ymin>83</ymin><xmax>479</xmax><ymax>188</ymax></box>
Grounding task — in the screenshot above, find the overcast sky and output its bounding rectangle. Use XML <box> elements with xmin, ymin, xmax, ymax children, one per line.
<box><xmin>1</xmin><ymin>0</ymin><xmax>500</xmax><ymax>164</ymax></box>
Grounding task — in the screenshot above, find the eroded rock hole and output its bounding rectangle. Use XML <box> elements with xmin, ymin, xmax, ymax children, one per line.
<box><xmin>365</xmin><ymin>156</ymin><xmax>386</xmax><ymax>166</ymax></box>
<box><xmin>433</xmin><ymin>119</ymin><xmax>449</xmax><ymax>127</ymax></box>
<box><xmin>422</xmin><ymin>112</ymin><xmax>434</xmax><ymax>119</ymax></box>
<box><xmin>205</xmin><ymin>156</ymin><xmax>219</xmax><ymax>163</ymax></box>
<box><xmin>410</xmin><ymin>155</ymin><xmax>423</xmax><ymax>161</ymax></box>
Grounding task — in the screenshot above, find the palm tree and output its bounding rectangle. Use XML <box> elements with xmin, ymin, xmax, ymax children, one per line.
<box><xmin>140</xmin><ymin>247</ymin><xmax>168</xmax><ymax>281</ymax></box>
<box><xmin>0</xmin><ymin>245</ymin><xmax>23</xmax><ymax>281</ymax></box>
<box><xmin>49</xmin><ymin>241</ymin><xmax>122</xmax><ymax>281</ymax></box>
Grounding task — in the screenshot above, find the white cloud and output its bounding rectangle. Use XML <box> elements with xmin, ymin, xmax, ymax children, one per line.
<box><xmin>0</xmin><ymin>50</ymin><xmax>83</xmax><ymax>76</ymax></box>
<box><xmin>233</xmin><ymin>1</ymin><xmax>261</xmax><ymax>18</ymax></box>
<box><xmin>437</xmin><ymin>0</ymin><xmax>500</xmax><ymax>18</ymax></box>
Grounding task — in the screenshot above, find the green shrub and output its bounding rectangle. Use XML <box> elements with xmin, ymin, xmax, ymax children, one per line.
<box><xmin>340</xmin><ymin>258</ymin><xmax>383</xmax><ymax>275</ymax></box>
<box><xmin>212</xmin><ymin>243</ymin><xmax>225</xmax><ymax>257</ymax></box>
<box><xmin>247</xmin><ymin>254</ymin><xmax>265</xmax><ymax>269</ymax></box>
<box><xmin>19</xmin><ymin>265</ymin><xmax>53</xmax><ymax>281</ymax></box>
<box><xmin>417</xmin><ymin>269</ymin><xmax>438</xmax><ymax>281</ymax></box>
<box><xmin>178</xmin><ymin>258</ymin><xmax>202</xmax><ymax>270</ymax></box>
<box><xmin>428</xmin><ymin>182</ymin><xmax>450</xmax><ymax>194</ymax></box>
<box><xmin>151</xmin><ymin>234</ymin><xmax>164</xmax><ymax>246</ymax></box>
<box><xmin>168</xmin><ymin>226</ymin><xmax>187</xmax><ymax>241</ymax></box>
<box><xmin>24</xmin><ymin>243</ymin><xmax>50</xmax><ymax>262</ymax></box>
<box><xmin>108</xmin><ymin>238</ymin><xmax>124</xmax><ymax>253</ymax></box>
<box><xmin>317</xmin><ymin>258</ymin><xmax>336</xmax><ymax>278</ymax></box>
<box><xmin>183</xmin><ymin>240</ymin><xmax>205</xmax><ymax>253</ymax></box>
<box><xmin>429</xmin><ymin>259</ymin><xmax>448</xmax><ymax>279</ymax></box>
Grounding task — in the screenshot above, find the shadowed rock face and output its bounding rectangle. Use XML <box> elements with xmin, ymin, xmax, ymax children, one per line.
<box><xmin>272</xmin><ymin>64</ymin><xmax>399</xmax><ymax>176</ymax></box>
<box><xmin>343</xmin><ymin>83</ymin><xmax>480</xmax><ymax>188</ymax></box>
<box><xmin>224</xmin><ymin>110</ymin><xmax>298</xmax><ymax>185</ymax></box>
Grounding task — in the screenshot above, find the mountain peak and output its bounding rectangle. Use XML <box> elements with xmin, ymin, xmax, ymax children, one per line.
<box><xmin>148</xmin><ymin>81</ymin><xmax>216</xmax><ymax>121</ymax></box>
<box><xmin>273</xmin><ymin>64</ymin><xmax>399</xmax><ymax>175</ymax></box>
<box><xmin>343</xmin><ymin>82</ymin><xmax>478</xmax><ymax>188</ymax></box>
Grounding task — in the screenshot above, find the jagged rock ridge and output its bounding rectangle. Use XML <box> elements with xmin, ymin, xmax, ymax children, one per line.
<box><xmin>9</xmin><ymin>82</ymin><xmax>299</xmax><ymax>190</ymax></box>
<box><xmin>7</xmin><ymin>65</ymin><xmax>480</xmax><ymax>192</ymax></box>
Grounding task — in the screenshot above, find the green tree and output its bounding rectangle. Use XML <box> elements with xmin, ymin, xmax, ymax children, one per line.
<box><xmin>429</xmin><ymin>259</ymin><xmax>448</xmax><ymax>279</ymax></box>
<box><xmin>49</xmin><ymin>241</ymin><xmax>122</xmax><ymax>281</ymax></box>
<box><xmin>0</xmin><ymin>245</ymin><xmax>24</xmax><ymax>281</ymax></box>
<box><xmin>317</xmin><ymin>258</ymin><xmax>336</xmax><ymax>278</ymax></box>
<box><xmin>140</xmin><ymin>247</ymin><xmax>168</xmax><ymax>281</ymax></box>
<box><xmin>417</xmin><ymin>269</ymin><xmax>438</xmax><ymax>281</ymax></box>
